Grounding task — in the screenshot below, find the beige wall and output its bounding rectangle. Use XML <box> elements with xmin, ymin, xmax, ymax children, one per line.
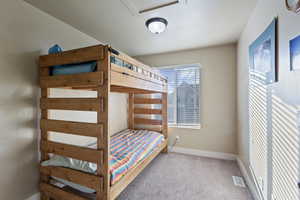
<box><xmin>237</xmin><ymin>0</ymin><xmax>300</xmax><ymax>199</ymax></box>
<box><xmin>0</xmin><ymin>1</ymin><xmax>127</xmax><ymax>199</ymax></box>
<box><xmin>136</xmin><ymin>44</ymin><xmax>237</xmax><ymax>154</ymax></box>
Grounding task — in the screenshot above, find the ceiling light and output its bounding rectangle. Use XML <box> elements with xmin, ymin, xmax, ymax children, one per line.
<box><xmin>145</xmin><ymin>17</ymin><xmax>168</xmax><ymax>34</ymax></box>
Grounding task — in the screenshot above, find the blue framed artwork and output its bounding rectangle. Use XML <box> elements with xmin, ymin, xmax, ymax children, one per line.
<box><xmin>249</xmin><ymin>18</ymin><xmax>278</xmax><ymax>84</ymax></box>
<box><xmin>290</xmin><ymin>35</ymin><xmax>300</xmax><ymax>71</ymax></box>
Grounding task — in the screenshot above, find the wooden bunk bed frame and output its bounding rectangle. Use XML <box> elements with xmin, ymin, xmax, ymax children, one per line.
<box><xmin>39</xmin><ymin>45</ymin><xmax>168</xmax><ymax>200</ymax></box>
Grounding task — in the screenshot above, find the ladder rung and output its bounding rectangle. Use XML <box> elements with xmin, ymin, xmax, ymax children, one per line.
<box><xmin>40</xmin><ymin>119</ymin><xmax>102</xmax><ymax>137</ymax></box>
<box><xmin>39</xmin><ymin>45</ymin><xmax>104</xmax><ymax>67</ymax></box>
<box><xmin>40</xmin><ymin>183</ymin><xmax>89</xmax><ymax>200</ymax></box>
<box><xmin>40</xmin><ymin>166</ymin><xmax>102</xmax><ymax>190</ymax></box>
<box><xmin>40</xmin><ymin>72</ymin><xmax>104</xmax><ymax>88</ymax></box>
<box><xmin>41</xmin><ymin>141</ymin><xmax>102</xmax><ymax>163</ymax></box>
<box><xmin>40</xmin><ymin>98</ymin><xmax>102</xmax><ymax>111</ymax></box>
<box><xmin>134</xmin><ymin>98</ymin><xmax>162</xmax><ymax>104</ymax></box>
<box><xmin>134</xmin><ymin>108</ymin><xmax>162</xmax><ymax>115</ymax></box>
<box><xmin>134</xmin><ymin>118</ymin><xmax>162</xmax><ymax>125</ymax></box>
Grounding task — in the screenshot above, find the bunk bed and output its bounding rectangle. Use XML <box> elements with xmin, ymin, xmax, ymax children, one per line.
<box><xmin>39</xmin><ymin>45</ymin><xmax>168</xmax><ymax>200</ymax></box>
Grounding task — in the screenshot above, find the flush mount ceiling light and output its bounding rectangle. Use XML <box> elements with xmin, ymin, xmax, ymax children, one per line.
<box><xmin>145</xmin><ymin>17</ymin><xmax>168</xmax><ymax>34</ymax></box>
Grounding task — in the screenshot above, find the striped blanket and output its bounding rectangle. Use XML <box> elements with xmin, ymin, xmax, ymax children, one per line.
<box><xmin>109</xmin><ymin>129</ymin><xmax>165</xmax><ymax>184</ymax></box>
<box><xmin>42</xmin><ymin>129</ymin><xmax>165</xmax><ymax>191</ymax></box>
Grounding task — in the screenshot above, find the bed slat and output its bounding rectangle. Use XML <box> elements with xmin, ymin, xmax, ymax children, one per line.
<box><xmin>39</xmin><ymin>45</ymin><xmax>104</xmax><ymax>67</ymax></box>
<box><xmin>40</xmin><ymin>166</ymin><xmax>102</xmax><ymax>190</ymax></box>
<box><xmin>40</xmin><ymin>183</ymin><xmax>88</xmax><ymax>200</ymax></box>
<box><xmin>133</xmin><ymin>98</ymin><xmax>162</xmax><ymax>104</ymax></box>
<box><xmin>134</xmin><ymin>118</ymin><xmax>162</xmax><ymax>125</ymax></box>
<box><xmin>40</xmin><ymin>98</ymin><xmax>102</xmax><ymax>111</ymax></box>
<box><xmin>40</xmin><ymin>72</ymin><xmax>103</xmax><ymax>88</ymax></box>
<box><xmin>40</xmin><ymin>119</ymin><xmax>102</xmax><ymax>137</ymax></box>
<box><xmin>41</xmin><ymin>141</ymin><xmax>103</xmax><ymax>163</ymax></box>
<box><xmin>134</xmin><ymin>108</ymin><xmax>162</xmax><ymax>115</ymax></box>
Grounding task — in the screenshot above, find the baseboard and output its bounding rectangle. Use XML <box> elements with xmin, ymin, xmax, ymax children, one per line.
<box><xmin>236</xmin><ymin>157</ymin><xmax>261</xmax><ymax>200</ymax></box>
<box><xmin>25</xmin><ymin>193</ymin><xmax>40</xmax><ymax>200</ymax></box>
<box><xmin>169</xmin><ymin>146</ymin><xmax>237</xmax><ymax>160</ymax></box>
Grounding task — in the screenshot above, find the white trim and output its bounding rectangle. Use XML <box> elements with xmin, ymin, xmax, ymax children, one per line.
<box><xmin>237</xmin><ymin>157</ymin><xmax>261</xmax><ymax>200</ymax></box>
<box><xmin>169</xmin><ymin>146</ymin><xmax>237</xmax><ymax>160</ymax></box>
<box><xmin>25</xmin><ymin>193</ymin><xmax>40</xmax><ymax>200</ymax></box>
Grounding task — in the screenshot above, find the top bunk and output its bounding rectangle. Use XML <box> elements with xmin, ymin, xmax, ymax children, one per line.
<box><xmin>39</xmin><ymin>45</ymin><xmax>168</xmax><ymax>93</ymax></box>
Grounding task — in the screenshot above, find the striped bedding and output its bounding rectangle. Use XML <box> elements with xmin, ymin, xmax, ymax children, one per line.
<box><xmin>109</xmin><ymin>129</ymin><xmax>164</xmax><ymax>184</ymax></box>
<box><xmin>42</xmin><ymin>129</ymin><xmax>164</xmax><ymax>192</ymax></box>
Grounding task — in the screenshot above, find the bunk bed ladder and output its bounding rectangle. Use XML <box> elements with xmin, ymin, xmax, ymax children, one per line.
<box><xmin>39</xmin><ymin>45</ymin><xmax>109</xmax><ymax>200</ymax></box>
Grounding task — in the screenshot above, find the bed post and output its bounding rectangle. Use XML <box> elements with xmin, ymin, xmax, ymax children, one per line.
<box><xmin>128</xmin><ymin>93</ymin><xmax>134</xmax><ymax>129</ymax></box>
<box><xmin>97</xmin><ymin>46</ymin><xmax>111</xmax><ymax>200</ymax></box>
<box><xmin>162</xmin><ymin>92</ymin><xmax>168</xmax><ymax>153</ymax></box>
<box><xmin>40</xmin><ymin>67</ymin><xmax>50</xmax><ymax>200</ymax></box>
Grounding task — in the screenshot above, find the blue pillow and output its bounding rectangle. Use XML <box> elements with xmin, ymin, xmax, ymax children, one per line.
<box><xmin>52</xmin><ymin>62</ymin><xmax>97</xmax><ymax>75</ymax></box>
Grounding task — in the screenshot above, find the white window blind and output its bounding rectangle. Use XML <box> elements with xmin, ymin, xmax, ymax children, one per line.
<box><xmin>159</xmin><ymin>64</ymin><xmax>201</xmax><ymax>128</ymax></box>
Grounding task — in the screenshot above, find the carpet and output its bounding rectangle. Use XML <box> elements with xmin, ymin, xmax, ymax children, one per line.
<box><xmin>117</xmin><ymin>152</ymin><xmax>253</xmax><ymax>200</ymax></box>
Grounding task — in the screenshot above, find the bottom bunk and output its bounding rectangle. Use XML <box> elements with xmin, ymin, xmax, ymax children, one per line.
<box><xmin>40</xmin><ymin>129</ymin><xmax>167</xmax><ymax>199</ymax></box>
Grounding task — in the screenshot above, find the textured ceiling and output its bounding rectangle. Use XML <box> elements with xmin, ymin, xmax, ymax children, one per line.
<box><xmin>25</xmin><ymin>0</ymin><xmax>257</xmax><ymax>56</ymax></box>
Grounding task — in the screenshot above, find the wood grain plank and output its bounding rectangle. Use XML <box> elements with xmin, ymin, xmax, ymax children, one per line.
<box><xmin>110</xmin><ymin>85</ymin><xmax>158</xmax><ymax>94</ymax></box>
<box><xmin>40</xmin><ymin>75</ymin><xmax>50</xmax><ymax>200</ymax></box>
<box><xmin>111</xmin><ymin>64</ymin><xmax>165</xmax><ymax>85</ymax></box>
<box><xmin>39</xmin><ymin>45</ymin><xmax>104</xmax><ymax>67</ymax></box>
<box><xmin>133</xmin><ymin>98</ymin><xmax>162</xmax><ymax>104</ymax></box>
<box><xmin>40</xmin><ymin>98</ymin><xmax>101</xmax><ymax>111</ymax></box>
<box><xmin>40</xmin><ymin>72</ymin><xmax>103</xmax><ymax>88</ymax></box>
<box><xmin>40</xmin><ymin>183</ymin><xmax>88</xmax><ymax>200</ymax></box>
<box><xmin>134</xmin><ymin>108</ymin><xmax>162</xmax><ymax>115</ymax></box>
<box><xmin>110</xmin><ymin>71</ymin><xmax>166</xmax><ymax>93</ymax></box>
<box><xmin>41</xmin><ymin>141</ymin><xmax>102</xmax><ymax>163</ymax></box>
<box><xmin>162</xmin><ymin>93</ymin><xmax>168</xmax><ymax>153</ymax></box>
<box><xmin>40</xmin><ymin>166</ymin><xmax>102</xmax><ymax>190</ymax></box>
<box><xmin>134</xmin><ymin>118</ymin><xmax>162</xmax><ymax>125</ymax></box>
<box><xmin>97</xmin><ymin>46</ymin><xmax>110</xmax><ymax>200</ymax></box>
<box><xmin>128</xmin><ymin>94</ymin><xmax>134</xmax><ymax>129</ymax></box>
<box><xmin>40</xmin><ymin>119</ymin><xmax>102</xmax><ymax>138</ymax></box>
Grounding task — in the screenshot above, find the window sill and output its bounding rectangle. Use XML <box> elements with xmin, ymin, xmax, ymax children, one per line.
<box><xmin>168</xmin><ymin>125</ymin><xmax>201</xmax><ymax>130</ymax></box>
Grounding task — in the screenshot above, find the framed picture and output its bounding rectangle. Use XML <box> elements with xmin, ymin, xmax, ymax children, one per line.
<box><xmin>249</xmin><ymin>18</ymin><xmax>278</xmax><ymax>84</ymax></box>
<box><xmin>290</xmin><ymin>35</ymin><xmax>300</xmax><ymax>71</ymax></box>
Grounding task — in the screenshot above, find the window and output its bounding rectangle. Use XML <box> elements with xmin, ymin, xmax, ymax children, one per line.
<box><xmin>159</xmin><ymin>64</ymin><xmax>201</xmax><ymax>128</ymax></box>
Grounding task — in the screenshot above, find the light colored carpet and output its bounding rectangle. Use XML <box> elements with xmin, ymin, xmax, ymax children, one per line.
<box><xmin>117</xmin><ymin>153</ymin><xmax>253</xmax><ymax>200</ymax></box>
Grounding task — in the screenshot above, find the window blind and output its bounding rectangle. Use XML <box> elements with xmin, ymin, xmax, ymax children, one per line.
<box><xmin>159</xmin><ymin>65</ymin><xmax>201</xmax><ymax>127</ymax></box>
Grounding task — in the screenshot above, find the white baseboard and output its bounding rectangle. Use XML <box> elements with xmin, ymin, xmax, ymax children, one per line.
<box><xmin>25</xmin><ymin>193</ymin><xmax>40</xmax><ymax>200</ymax></box>
<box><xmin>236</xmin><ymin>157</ymin><xmax>261</xmax><ymax>200</ymax></box>
<box><xmin>169</xmin><ymin>146</ymin><xmax>237</xmax><ymax>160</ymax></box>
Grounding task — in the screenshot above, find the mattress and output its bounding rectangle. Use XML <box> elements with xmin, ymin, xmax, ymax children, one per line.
<box><xmin>50</xmin><ymin>56</ymin><xmax>135</xmax><ymax>75</ymax></box>
<box><xmin>42</xmin><ymin>129</ymin><xmax>165</xmax><ymax>193</ymax></box>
